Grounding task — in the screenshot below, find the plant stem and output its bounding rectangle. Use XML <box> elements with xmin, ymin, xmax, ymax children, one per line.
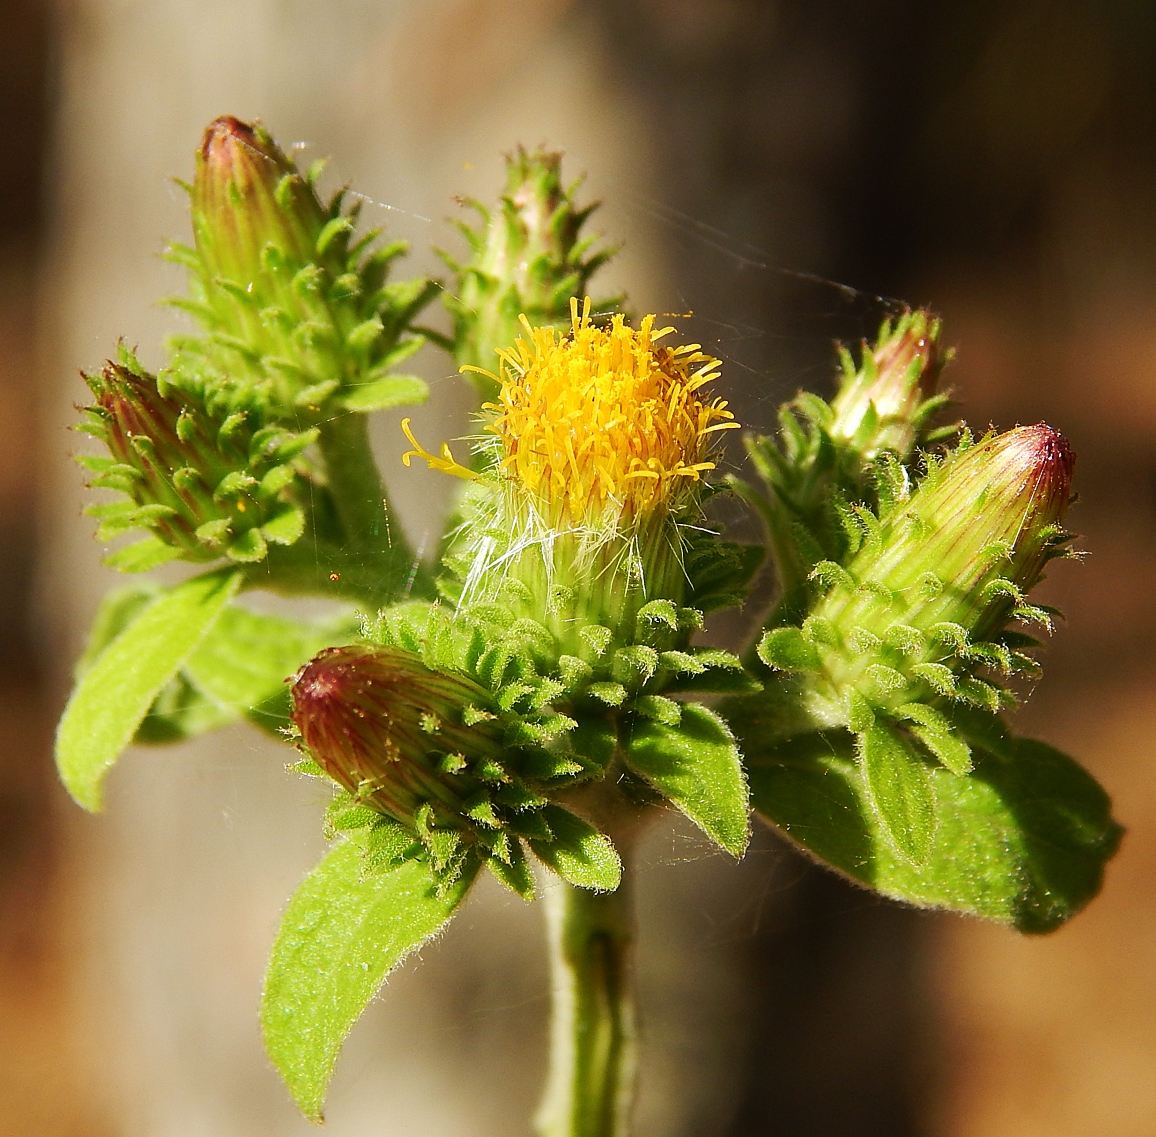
<box><xmin>535</xmin><ymin>875</ymin><xmax>637</xmax><ymax>1137</ymax></box>
<box><xmin>314</xmin><ymin>411</ymin><xmax>432</xmax><ymax>600</ymax></box>
<box><xmin>316</xmin><ymin>412</ymin><xmax>391</xmax><ymax>547</ymax></box>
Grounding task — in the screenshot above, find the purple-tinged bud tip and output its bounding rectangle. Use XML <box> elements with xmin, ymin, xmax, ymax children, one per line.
<box><xmin>995</xmin><ymin>421</ymin><xmax>1075</xmax><ymax>504</ymax></box>
<box><xmin>290</xmin><ymin>646</ymin><xmax>499</xmax><ymax>827</ymax></box>
<box><xmin>192</xmin><ymin>114</ymin><xmax>325</xmax><ymax>283</ymax></box>
<box><xmin>830</xmin><ymin>309</ymin><xmax>950</xmax><ymax>461</ymax></box>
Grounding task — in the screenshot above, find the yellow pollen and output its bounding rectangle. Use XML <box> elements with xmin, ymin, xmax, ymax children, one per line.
<box><xmin>481</xmin><ymin>298</ymin><xmax>738</xmax><ymax>524</ymax></box>
<box><xmin>400</xmin><ymin>418</ymin><xmax>479</xmax><ymax>481</ymax></box>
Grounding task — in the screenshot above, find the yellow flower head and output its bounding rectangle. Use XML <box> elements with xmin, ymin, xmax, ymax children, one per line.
<box><xmin>480</xmin><ymin>298</ymin><xmax>738</xmax><ymax>527</ymax></box>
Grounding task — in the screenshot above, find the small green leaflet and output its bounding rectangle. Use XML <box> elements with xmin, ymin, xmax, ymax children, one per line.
<box><xmin>340</xmin><ymin>374</ymin><xmax>429</xmax><ymax>413</ymax></box>
<box><xmin>55</xmin><ymin>568</ymin><xmax>242</xmax><ymax>811</ymax></box>
<box><xmin>895</xmin><ymin>701</ymin><xmax>973</xmax><ymax>775</ymax></box>
<box><xmin>626</xmin><ymin>703</ymin><xmax>750</xmax><ymax>856</ymax></box>
<box><xmin>858</xmin><ymin>720</ymin><xmax>937</xmax><ymax>864</ymax></box>
<box><xmin>530</xmin><ymin>805</ymin><xmax>622</xmax><ymax>892</ymax></box>
<box><xmin>261</xmin><ymin>841</ymin><xmax>476</xmax><ymax>1121</ymax></box>
<box><xmin>744</xmin><ymin>729</ymin><xmax>1122</xmax><ymax>933</ymax></box>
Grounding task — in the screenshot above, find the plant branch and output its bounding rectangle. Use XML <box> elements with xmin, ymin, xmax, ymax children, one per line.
<box><xmin>314</xmin><ymin>411</ymin><xmax>433</xmax><ymax>601</ymax></box>
<box><xmin>536</xmin><ymin>865</ymin><xmax>637</xmax><ymax>1137</ymax></box>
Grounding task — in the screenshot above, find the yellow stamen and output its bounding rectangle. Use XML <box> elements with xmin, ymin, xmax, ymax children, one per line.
<box><xmin>485</xmin><ymin>297</ymin><xmax>738</xmax><ymax>525</ymax></box>
<box><xmin>400</xmin><ymin>418</ymin><xmax>479</xmax><ymax>481</ymax></box>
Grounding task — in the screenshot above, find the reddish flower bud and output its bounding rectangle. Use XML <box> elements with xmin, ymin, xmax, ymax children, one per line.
<box><xmin>193</xmin><ymin>115</ymin><xmax>326</xmax><ymax>286</ymax></box>
<box><xmin>77</xmin><ymin>351</ymin><xmax>312</xmax><ymax>569</ymax></box>
<box><xmin>290</xmin><ymin>645</ymin><xmax>505</xmax><ymax>828</ymax></box>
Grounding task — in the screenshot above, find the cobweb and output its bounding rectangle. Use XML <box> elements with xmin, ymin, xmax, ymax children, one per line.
<box><xmin>296</xmin><ymin>163</ymin><xmax>917</xmax><ymax>619</ymax></box>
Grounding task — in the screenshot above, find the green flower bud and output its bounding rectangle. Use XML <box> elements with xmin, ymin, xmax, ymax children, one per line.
<box><xmin>829</xmin><ymin>308</ymin><xmax>951</xmax><ymax>462</ymax></box>
<box><xmin>291</xmin><ymin>644</ymin><xmax>613</xmax><ymax>890</ymax></box>
<box><xmin>168</xmin><ymin>115</ymin><xmax>436</xmax><ymax>419</ymax></box>
<box><xmin>741</xmin><ymin>309</ymin><xmax>954</xmax><ymax>589</ymax></box>
<box><xmin>446</xmin><ymin>147</ymin><xmax>617</xmax><ymax>398</ymax></box>
<box><xmin>76</xmin><ymin>349</ymin><xmax>314</xmax><ymax>571</ymax></box>
<box><xmin>759</xmin><ymin>424</ymin><xmax>1075</xmax><ymax>731</ymax></box>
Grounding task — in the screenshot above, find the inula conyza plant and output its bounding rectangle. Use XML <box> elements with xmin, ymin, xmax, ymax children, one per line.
<box><xmin>57</xmin><ymin>116</ymin><xmax>1122</xmax><ymax>1135</ymax></box>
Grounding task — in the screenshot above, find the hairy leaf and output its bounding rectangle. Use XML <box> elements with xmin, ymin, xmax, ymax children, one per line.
<box><xmin>55</xmin><ymin>568</ymin><xmax>242</xmax><ymax>810</ymax></box>
<box><xmin>859</xmin><ymin>720</ymin><xmax>937</xmax><ymax>864</ymax></box>
<box><xmin>626</xmin><ymin>703</ymin><xmax>750</xmax><ymax>856</ymax></box>
<box><xmin>340</xmin><ymin>374</ymin><xmax>429</xmax><ymax>413</ymax></box>
<box><xmin>745</xmin><ymin>729</ymin><xmax>1122</xmax><ymax>932</ymax></box>
<box><xmin>530</xmin><ymin>805</ymin><xmax>622</xmax><ymax>891</ymax></box>
<box><xmin>262</xmin><ymin>841</ymin><xmax>476</xmax><ymax>1121</ymax></box>
<box><xmin>73</xmin><ymin>583</ymin><xmax>158</xmax><ymax>675</ymax></box>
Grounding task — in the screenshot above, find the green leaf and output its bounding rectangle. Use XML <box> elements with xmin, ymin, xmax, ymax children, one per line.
<box><xmin>260</xmin><ymin>505</ymin><xmax>305</xmax><ymax>546</ymax></box>
<box><xmin>895</xmin><ymin>702</ymin><xmax>973</xmax><ymax>775</ymax></box>
<box><xmin>625</xmin><ymin>703</ymin><xmax>750</xmax><ymax>856</ymax></box>
<box><xmin>488</xmin><ymin>844</ymin><xmax>536</xmax><ymax>899</ymax></box>
<box><xmin>135</xmin><ymin>671</ymin><xmax>238</xmax><ymax>743</ymax></box>
<box><xmin>744</xmin><ymin>729</ymin><xmax>1122</xmax><ymax>932</ymax></box>
<box><xmin>262</xmin><ymin>841</ymin><xmax>476</xmax><ymax>1121</ymax></box>
<box><xmin>340</xmin><ymin>374</ymin><xmax>429</xmax><ymax>413</ymax></box>
<box><xmin>56</xmin><ymin>569</ymin><xmax>242</xmax><ymax>810</ymax></box>
<box><xmin>859</xmin><ymin>720</ymin><xmax>936</xmax><ymax>864</ymax></box>
<box><xmin>186</xmin><ymin>606</ymin><xmax>349</xmax><ymax>735</ymax></box>
<box><xmin>227</xmin><ymin>527</ymin><xmax>267</xmax><ymax>563</ymax></box>
<box><xmin>104</xmin><ymin>536</ymin><xmax>181</xmax><ymax>573</ymax></box>
<box><xmin>530</xmin><ymin>805</ymin><xmax>622</xmax><ymax>891</ymax></box>
<box><xmin>757</xmin><ymin>626</ymin><xmax>821</xmax><ymax>673</ymax></box>
<box><xmin>663</xmin><ymin>648</ymin><xmax>762</xmax><ymax>695</ymax></box>
<box><xmin>74</xmin><ymin>583</ymin><xmax>157</xmax><ymax>675</ymax></box>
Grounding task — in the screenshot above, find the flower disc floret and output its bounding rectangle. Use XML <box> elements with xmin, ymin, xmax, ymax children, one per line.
<box><xmin>482</xmin><ymin>299</ymin><xmax>737</xmax><ymax>526</ymax></box>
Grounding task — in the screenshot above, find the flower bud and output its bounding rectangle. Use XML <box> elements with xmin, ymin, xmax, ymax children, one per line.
<box><xmin>448</xmin><ymin>148</ymin><xmax>616</xmax><ymax>397</ymax></box>
<box><xmin>77</xmin><ymin>351</ymin><xmax>313</xmax><ymax>570</ymax></box>
<box><xmin>292</xmin><ymin>646</ymin><xmax>495</xmax><ymax>817</ymax></box>
<box><xmin>193</xmin><ymin>115</ymin><xmax>326</xmax><ymax>286</ymax></box>
<box><xmin>291</xmin><ymin>645</ymin><xmax>564</xmax><ymax>876</ymax></box>
<box><xmin>829</xmin><ymin>309</ymin><xmax>950</xmax><ymax>462</ymax></box>
<box><xmin>170</xmin><ymin>115</ymin><xmax>435</xmax><ymax>420</ymax></box>
<box><xmin>759</xmin><ymin>424</ymin><xmax>1075</xmax><ymax>730</ymax></box>
<box><xmin>742</xmin><ymin>310</ymin><xmax>954</xmax><ymax>591</ymax></box>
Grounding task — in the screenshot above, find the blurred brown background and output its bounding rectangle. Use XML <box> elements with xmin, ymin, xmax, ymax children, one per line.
<box><xmin>3</xmin><ymin>0</ymin><xmax>1156</xmax><ymax>1133</ymax></box>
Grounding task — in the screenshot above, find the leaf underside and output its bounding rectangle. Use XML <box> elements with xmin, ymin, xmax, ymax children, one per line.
<box><xmin>55</xmin><ymin>568</ymin><xmax>242</xmax><ymax>810</ymax></box>
<box><xmin>745</xmin><ymin>729</ymin><xmax>1122</xmax><ymax>933</ymax></box>
<box><xmin>262</xmin><ymin>840</ymin><xmax>477</xmax><ymax>1121</ymax></box>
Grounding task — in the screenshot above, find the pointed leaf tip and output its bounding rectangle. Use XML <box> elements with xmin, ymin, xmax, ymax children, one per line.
<box><xmin>262</xmin><ymin>842</ymin><xmax>476</xmax><ymax>1120</ymax></box>
<box><xmin>626</xmin><ymin>702</ymin><xmax>750</xmax><ymax>856</ymax></box>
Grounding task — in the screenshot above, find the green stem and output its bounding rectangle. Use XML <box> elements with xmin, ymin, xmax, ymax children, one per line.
<box><xmin>316</xmin><ymin>412</ymin><xmax>392</xmax><ymax>549</ymax></box>
<box><xmin>314</xmin><ymin>411</ymin><xmax>432</xmax><ymax>600</ymax></box>
<box><xmin>536</xmin><ymin>876</ymin><xmax>637</xmax><ymax>1137</ymax></box>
